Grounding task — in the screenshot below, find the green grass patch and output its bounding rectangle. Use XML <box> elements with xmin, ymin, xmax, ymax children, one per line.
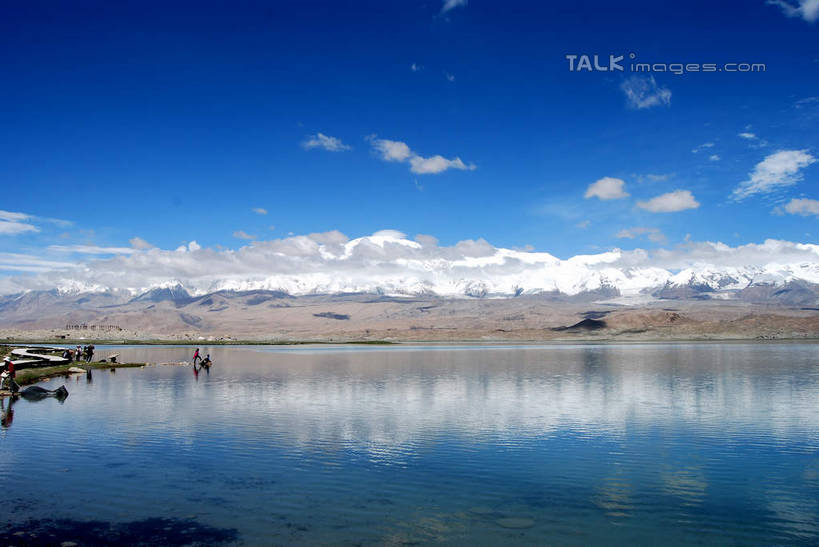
<box><xmin>12</xmin><ymin>361</ymin><xmax>145</xmax><ymax>386</ymax></box>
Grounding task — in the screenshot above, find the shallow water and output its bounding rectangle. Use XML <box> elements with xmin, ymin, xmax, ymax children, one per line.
<box><xmin>2</xmin><ymin>343</ymin><xmax>818</xmax><ymax>545</ymax></box>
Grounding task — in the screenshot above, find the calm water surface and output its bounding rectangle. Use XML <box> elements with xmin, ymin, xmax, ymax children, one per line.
<box><xmin>1</xmin><ymin>343</ymin><xmax>818</xmax><ymax>545</ymax></box>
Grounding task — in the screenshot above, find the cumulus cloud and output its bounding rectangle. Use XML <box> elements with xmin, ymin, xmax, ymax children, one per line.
<box><xmin>616</xmin><ymin>227</ymin><xmax>667</xmax><ymax>243</ymax></box>
<box><xmin>441</xmin><ymin>0</ymin><xmax>467</xmax><ymax>14</ymax></box>
<box><xmin>233</xmin><ymin>231</ymin><xmax>256</xmax><ymax>240</ymax></box>
<box><xmin>620</xmin><ymin>76</ymin><xmax>671</xmax><ymax>109</ymax></box>
<box><xmin>129</xmin><ymin>237</ymin><xmax>154</xmax><ymax>250</ymax></box>
<box><xmin>584</xmin><ymin>177</ymin><xmax>629</xmax><ymax>200</ymax></box>
<box><xmin>739</xmin><ymin>132</ymin><xmax>757</xmax><ymax>140</ymax></box>
<box><xmin>710</xmin><ymin>154</ymin><xmax>721</xmax><ymax>161</ymax></box>
<box><xmin>637</xmin><ymin>190</ymin><xmax>700</xmax><ymax>213</ymax></box>
<box><xmin>732</xmin><ymin>150</ymin><xmax>816</xmax><ymax>200</ymax></box>
<box><xmin>767</xmin><ymin>0</ymin><xmax>819</xmax><ymax>22</ymax></box>
<box><xmin>301</xmin><ymin>132</ymin><xmax>352</xmax><ymax>152</ymax></box>
<box><xmin>1</xmin><ymin>229</ymin><xmax>818</xmax><ymax>298</ymax></box>
<box><xmin>409</xmin><ymin>155</ymin><xmax>472</xmax><ymax>174</ymax></box>
<box><xmin>410</xmin><ymin>63</ymin><xmax>423</xmax><ymax>72</ymax></box>
<box><xmin>252</xmin><ymin>207</ymin><xmax>268</xmax><ymax>215</ymax></box>
<box><xmin>368</xmin><ymin>136</ymin><xmax>476</xmax><ymax>175</ymax></box>
<box><xmin>370</xmin><ymin>137</ymin><xmax>413</xmax><ymax>162</ymax></box>
<box><xmin>783</xmin><ymin>197</ymin><xmax>819</xmax><ymax>216</ymax></box>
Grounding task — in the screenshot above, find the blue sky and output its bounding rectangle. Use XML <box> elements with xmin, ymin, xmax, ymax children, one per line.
<box><xmin>0</xmin><ymin>0</ymin><xmax>817</xmax><ymax>281</ymax></box>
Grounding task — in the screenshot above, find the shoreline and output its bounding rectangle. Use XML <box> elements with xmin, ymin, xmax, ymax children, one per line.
<box><xmin>0</xmin><ymin>335</ymin><xmax>819</xmax><ymax>346</ymax></box>
<box><xmin>3</xmin><ymin>336</ymin><xmax>819</xmax><ymax>348</ymax></box>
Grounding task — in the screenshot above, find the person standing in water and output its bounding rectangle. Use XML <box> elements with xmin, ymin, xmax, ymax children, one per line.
<box><xmin>1</xmin><ymin>360</ymin><xmax>17</xmax><ymax>393</ymax></box>
<box><xmin>192</xmin><ymin>347</ymin><xmax>201</xmax><ymax>365</ymax></box>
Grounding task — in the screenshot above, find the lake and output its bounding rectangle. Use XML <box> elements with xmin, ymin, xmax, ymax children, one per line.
<box><xmin>1</xmin><ymin>343</ymin><xmax>818</xmax><ymax>545</ymax></box>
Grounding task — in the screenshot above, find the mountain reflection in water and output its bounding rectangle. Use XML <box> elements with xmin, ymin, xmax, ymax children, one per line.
<box><xmin>0</xmin><ymin>343</ymin><xmax>816</xmax><ymax>545</ymax></box>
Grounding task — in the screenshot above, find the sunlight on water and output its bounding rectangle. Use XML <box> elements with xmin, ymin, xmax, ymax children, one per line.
<box><xmin>1</xmin><ymin>343</ymin><xmax>818</xmax><ymax>545</ymax></box>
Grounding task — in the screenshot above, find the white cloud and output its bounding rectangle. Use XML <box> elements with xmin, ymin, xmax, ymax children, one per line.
<box><xmin>410</xmin><ymin>63</ymin><xmax>423</xmax><ymax>72</ymax></box>
<box><xmin>620</xmin><ymin>76</ymin><xmax>671</xmax><ymax>109</ymax></box>
<box><xmin>0</xmin><ymin>220</ymin><xmax>39</xmax><ymax>235</ymax></box>
<box><xmin>635</xmin><ymin>173</ymin><xmax>671</xmax><ymax>183</ymax></box>
<box><xmin>0</xmin><ymin>252</ymin><xmax>78</xmax><ymax>273</ymax></box>
<box><xmin>414</xmin><ymin>234</ymin><xmax>438</xmax><ymax>246</ymax></box>
<box><xmin>637</xmin><ymin>190</ymin><xmax>700</xmax><ymax>213</ymax></box>
<box><xmin>441</xmin><ymin>0</ymin><xmax>467</xmax><ymax>14</ymax></box>
<box><xmin>2</xmin><ymin>231</ymin><xmax>818</xmax><ymax>298</ymax></box>
<box><xmin>129</xmin><ymin>237</ymin><xmax>154</xmax><ymax>250</ymax></box>
<box><xmin>584</xmin><ymin>177</ymin><xmax>629</xmax><ymax>200</ymax></box>
<box><xmin>301</xmin><ymin>132</ymin><xmax>352</xmax><ymax>152</ymax></box>
<box><xmin>767</xmin><ymin>0</ymin><xmax>819</xmax><ymax>22</ymax></box>
<box><xmin>368</xmin><ymin>136</ymin><xmax>476</xmax><ymax>175</ymax></box>
<box><xmin>252</xmin><ymin>207</ymin><xmax>268</xmax><ymax>215</ymax></box>
<box><xmin>732</xmin><ymin>150</ymin><xmax>816</xmax><ymax>200</ymax></box>
<box><xmin>709</xmin><ymin>154</ymin><xmax>721</xmax><ymax>161</ymax></box>
<box><xmin>616</xmin><ymin>227</ymin><xmax>667</xmax><ymax>243</ymax></box>
<box><xmin>48</xmin><ymin>245</ymin><xmax>136</xmax><ymax>255</ymax></box>
<box><xmin>0</xmin><ymin>209</ymin><xmax>65</xmax><ymax>235</ymax></box>
<box><xmin>691</xmin><ymin>142</ymin><xmax>714</xmax><ymax>154</ymax></box>
<box><xmin>409</xmin><ymin>155</ymin><xmax>473</xmax><ymax>174</ymax></box>
<box><xmin>783</xmin><ymin>198</ymin><xmax>819</xmax><ymax>216</ymax></box>
<box><xmin>370</xmin><ymin>137</ymin><xmax>413</xmax><ymax>162</ymax></box>
<box><xmin>233</xmin><ymin>231</ymin><xmax>256</xmax><ymax>240</ymax></box>
<box><xmin>737</xmin><ymin>131</ymin><xmax>768</xmax><ymax>148</ymax></box>
<box><xmin>0</xmin><ymin>210</ymin><xmax>30</xmax><ymax>222</ymax></box>
<box><xmin>445</xmin><ymin>72</ymin><xmax>455</xmax><ymax>82</ymax></box>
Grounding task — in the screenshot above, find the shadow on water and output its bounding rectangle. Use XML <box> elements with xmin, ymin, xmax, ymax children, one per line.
<box><xmin>1</xmin><ymin>387</ymin><xmax>68</xmax><ymax>429</ymax></box>
<box><xmin>1</xmin><ymin>517</ymin><xmax>239</xmax><ymax>546</ymax></box>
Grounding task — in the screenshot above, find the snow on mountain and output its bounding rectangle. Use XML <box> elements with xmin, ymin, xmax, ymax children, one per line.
<box><xmin>2</xmin><ymin>232</ymin><xmax>818</xmax><ymax>301</ymax></box>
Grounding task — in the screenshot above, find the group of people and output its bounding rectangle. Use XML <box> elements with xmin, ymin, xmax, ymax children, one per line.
<box><xmin>61</xmin><ymin>344</ymin><xmax>95</xmax><ymax>363</ymax></box>
<box><xmin>191</xmin><ymin>348</ymin><xmax>212</xmax><ymax>380</ymax></box>
<box><xmin>192</xmin><ymin>347</ymin><xmax>212</xmax><ymax>367</ymax></box>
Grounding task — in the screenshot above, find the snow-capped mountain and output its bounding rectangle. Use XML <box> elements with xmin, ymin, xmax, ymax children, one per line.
<box><xmin>1</xmin><ymin>231</ymin><xmax>818</xmax><ymax>303</ymax></box>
